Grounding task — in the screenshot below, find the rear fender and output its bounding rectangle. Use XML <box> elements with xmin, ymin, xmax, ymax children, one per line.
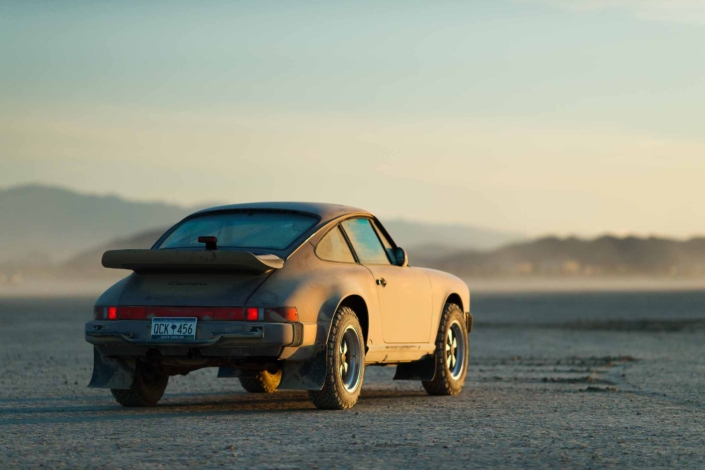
<box><xmin>87</xmin><ymin>347</ymin><xmax>136</xmax><ymax>389</ymax></box>
<box><xmin>278</xmin><ymin>292</ymin><xmax>373</xmax><ymax>390</ymax></box>
<box><xmin>247</xmin><ymin>244</ymin><xmax>379</xmax><ymax>391</ymax></box>
<box><xmin>277</xmin><ymin>295</ymin><xmax>342</xmax><ymax>391</ymax></box>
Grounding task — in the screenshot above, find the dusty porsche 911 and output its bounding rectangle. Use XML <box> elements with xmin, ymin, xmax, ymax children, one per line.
<box><xmin>86</xmin><ymin>202</ymin><xmax>472</xmax><ymax>410</ymax></box>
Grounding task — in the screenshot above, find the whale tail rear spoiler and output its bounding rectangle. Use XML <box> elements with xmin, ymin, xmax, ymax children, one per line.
<box><xmin>102</xmin><ymin>250</ymin><xmax>284</xmax><ymax>273</ymax></box>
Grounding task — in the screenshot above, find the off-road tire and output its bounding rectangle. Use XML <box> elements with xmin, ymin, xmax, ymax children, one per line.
<box><xmin>111</xmin><ymin>363</ymin><xmax>169</xmax><ymax>407</ymax></box>
<box><xmin>239</xmin><ymin>370</ymin><xmax>282</xmax><ymax>393</ymax></box>
<box><xmin>308</xmin><ymin>306</ymin><xmax>365</xmax><ymax>410</ymax></box>
<box><xmin>422</xmin><ymin>303</ymin><xmax>469</xmax><ymax>396</ymax></box>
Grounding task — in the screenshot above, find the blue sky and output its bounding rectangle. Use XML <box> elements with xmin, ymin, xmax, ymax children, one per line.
<box><xmin>2</xmin><ymin>1</ymin><xmax>704</xmax><ymax>236</ymax></box>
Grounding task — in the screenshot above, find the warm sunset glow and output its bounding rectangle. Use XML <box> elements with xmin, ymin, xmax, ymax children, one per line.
<box><xmin>2</xmin><ymin>1</ymin><xmax>704</xmax><ymax>237</ymax></box>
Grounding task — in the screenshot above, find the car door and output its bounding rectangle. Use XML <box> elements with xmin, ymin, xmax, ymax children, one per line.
<box><xmin>341</xmin><ymin>218</ymin><xmax>432</xmax><ymax>344</ymax></box>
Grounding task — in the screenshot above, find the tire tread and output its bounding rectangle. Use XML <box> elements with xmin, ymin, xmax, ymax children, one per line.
<box><xmin>308</xmin><ymin>306</ymin><xmax>364</xmax><ymax>410</ymax></box>
<box><xmin>111</xmin><ymin>364</ymin><xmax>168</xmax><ymax>407</ymax></box>
<box><xmin>422</xmin><ymin>303</ymin><xmax>468</xmax><ymax>396</ymax></box>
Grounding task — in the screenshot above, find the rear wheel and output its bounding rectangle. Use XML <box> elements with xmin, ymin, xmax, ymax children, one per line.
<box><xmin>239</xmin><ymin>370</ymin><xmax>282</xmax><ymax>393</ymax></box>
<box><xmin>111</xmin><ymin>362</ymin><xmax>168</xmax><ymax>407</ymax></box>
<box><xmin>308</xmin><ymin>306</ymin><xmax>365</xmax><ymax>410</ymax></box>
<box><xmin>422</xmin><ymin>303</ymin><xmax>469</xmax><ymax>396</ymax></box>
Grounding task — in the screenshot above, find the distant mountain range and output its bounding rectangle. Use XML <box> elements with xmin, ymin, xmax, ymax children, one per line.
<box><xmin>0</xmin><ymin>185</ymin><xmax>197</xmax><ymax>263</ymax></box>
<box><xmin>380</xmin><ymin>220</ymin><xmax>523</xmax><ymax>254</ymax></box>
<box><xmin>0</xmin><ymin>184</ymin><xmax>524</xmax><ymax>264</ymax></box>
<box><xmin>61</xmin><ymin>228</ymin><xmax>166</xmax><ymax>279</ymax></box>
<box><xmin>9</xmin><ymin>183</ymin><xmax>705</xmax><ymax>281</ymax></box>
<box><xmin>415</xmin><ymin>236</ymin><xmax>705</xmax><ymax>278</ymax></box>
<box><xmin>42</xmin><ymin>231</ymin><xmax>705</xmax><ymax>281</ymax></box>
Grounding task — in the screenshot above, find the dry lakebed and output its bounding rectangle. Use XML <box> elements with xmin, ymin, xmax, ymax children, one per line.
<box><xmin>1</xmin><ymin>292</ymin><xmax>704</xmax><ymax>469</ymax></box>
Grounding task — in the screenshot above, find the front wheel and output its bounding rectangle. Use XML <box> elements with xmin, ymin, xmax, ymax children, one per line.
<box><xmin>308</xmin><ymin>306</ymin><xmax>365</xmax><ymax>410</ymax></box>
<box><xmin>422</xmin><ymin>303</ymin><xmax>469</xmax><ymax>396</ymax></box>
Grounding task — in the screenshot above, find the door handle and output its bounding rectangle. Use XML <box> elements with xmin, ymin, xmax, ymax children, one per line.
<box><xmin>376</xmin><ymin>278</ymin><xmax>387</xmax><ymax>287</ymax></box>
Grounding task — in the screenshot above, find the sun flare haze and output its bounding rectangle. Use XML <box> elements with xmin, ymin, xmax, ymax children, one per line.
<box><xmin>2</xmin><ymin>0</ymin><xmax>704</xmax><ymax>237</ymax></box>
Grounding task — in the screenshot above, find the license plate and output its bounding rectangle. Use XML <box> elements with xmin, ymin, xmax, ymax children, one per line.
<box><xmin>150</xmin><ymin>317</ymin><xmax>197</xmax><ymax>340</ymax></box>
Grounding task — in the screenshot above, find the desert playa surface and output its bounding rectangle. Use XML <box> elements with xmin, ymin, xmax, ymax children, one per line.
<box><xmin>1</xmin><ymin>291</ymin><xmax>704</xmax><ymax>468</ymax></box>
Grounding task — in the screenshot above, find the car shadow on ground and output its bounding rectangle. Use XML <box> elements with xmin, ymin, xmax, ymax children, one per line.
<box><xmin>0</xmin><ymin>389</ymin><xmax>432</xmax><ymax>426</ymax></box>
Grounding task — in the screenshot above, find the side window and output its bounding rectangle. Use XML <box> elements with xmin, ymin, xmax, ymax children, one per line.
<box><xmin>341</xmin><ymin>218</ymin><xmax>391</xmax><ymax>265</ymax></box>
<box><xmin>371</xmin><ymin>220</ymin><xmax>396</xmax><ymax>265</ymax></box>
<box><xmin>316</xmin><ymin>226</ymin><xmax>356</xmax><ymax>263</ymax></box>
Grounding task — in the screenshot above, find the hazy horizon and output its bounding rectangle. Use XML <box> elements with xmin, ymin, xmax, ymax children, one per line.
<box><xmin>5</xmin><ymin>181</ymin><xmax>705</xmax><ymax>242</ymax></box>
<box><xmin>3</xmin><ymin>1</ymin><xmax>705</xmax><ymax>238</ymax></box>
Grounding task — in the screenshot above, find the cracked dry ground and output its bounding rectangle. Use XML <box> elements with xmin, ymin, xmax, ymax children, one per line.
<box><xmin>1</xmin><ymin>295</ymin><xmax>704</xmax><ymax>469</ymax></box>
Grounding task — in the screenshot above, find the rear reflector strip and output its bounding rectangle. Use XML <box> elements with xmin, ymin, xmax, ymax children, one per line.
<box><xmin>95</xmin><ymin>306</ymin><xmax>298</xmax><ymax>322</ymax></box>
<box><xmin>118</xmin><ymin>306</ymin><xmax>244</xmax><ymax>321</ymax></box>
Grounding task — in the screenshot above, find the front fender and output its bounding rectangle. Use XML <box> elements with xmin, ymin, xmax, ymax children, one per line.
<box><xmin>418</xmin><ymin>267</ymin><xmax>471</xmax><ymax>335</ymax></box>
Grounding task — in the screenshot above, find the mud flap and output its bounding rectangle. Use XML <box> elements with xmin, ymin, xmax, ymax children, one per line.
<box><xmin>88</xmin><ymin>347</ymin><xmax>136</xmax><ymax>389</ymax></box>
<box><xmin>278</xmin><ymin>349</ymin><xmax>328</xmax><ymax>390</ymax></box>
<box><xmin>393</xmin><ymin>355</ymin><xmax>436</xmax><ymax>381</ymax></box>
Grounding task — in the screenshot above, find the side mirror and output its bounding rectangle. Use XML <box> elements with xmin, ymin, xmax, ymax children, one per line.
<box><xmin>394</xmin><ymin>247</ymin><xmax>409</xmax><ymax>267</ymax></box>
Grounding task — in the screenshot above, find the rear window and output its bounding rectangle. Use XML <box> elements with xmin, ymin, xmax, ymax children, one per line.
<box><xmin>157</xmin><ymin>212</ymin><xmax>318</xmax><ymax>251</ymax></box>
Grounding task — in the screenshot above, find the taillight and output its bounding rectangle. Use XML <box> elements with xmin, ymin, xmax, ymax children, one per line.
<box><xmin>264</xmin><ymin>307</ymin><xmax>299</xmax><ymax>322</ymax></box>
<box><xmin>245</xmin><ymin>307</ymin><xmax>299</xmax><ymax>322</ymax></box>
<box><xmin>245</xmin><ymin>307</ymin><xmax>260</xmax><ymax>321</ymax></box>
<box><xmin>93</xmin><ymin>306</ymin><xmax>119</xmax><ymax>320</ymax></box>
<box><xmin>107</xmin><ymin>306</ymin><xmax>118</xmax><ymax>320</ymax></box>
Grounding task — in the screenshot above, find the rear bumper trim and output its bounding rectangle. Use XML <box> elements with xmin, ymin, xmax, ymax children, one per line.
<box><xmin>86</xmin><ymin>321</ymin><xmax>288</xmax><ymax>349</ymax></box>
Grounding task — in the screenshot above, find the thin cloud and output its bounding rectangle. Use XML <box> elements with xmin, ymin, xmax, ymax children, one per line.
<box><xmin>529</xmin><ymin>0</ymin><xmax>705</xmax><ymax>24</ymax></box>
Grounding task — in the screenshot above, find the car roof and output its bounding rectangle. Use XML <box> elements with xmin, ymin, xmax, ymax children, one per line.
<box><xmin>191</xmin><ymin>202</ymin><xmax>372</xmax><ymax>223</ymax></box>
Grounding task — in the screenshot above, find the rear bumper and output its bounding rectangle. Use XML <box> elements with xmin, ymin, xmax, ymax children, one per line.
<box><xmin>85</xmin><ymin>320</ymin><xmax>309</xmax><ymax>358</ymax></box>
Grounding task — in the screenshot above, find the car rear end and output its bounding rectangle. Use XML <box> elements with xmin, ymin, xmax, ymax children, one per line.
<box><xmin>85</xmin><ymin>209</ymin><xmax>318</xmax><ymax>390</ymax></box>
<box><xmin>86</xmin><ymin>304</ymin><xmax>304</xmax><ymax>361</ymax></box>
